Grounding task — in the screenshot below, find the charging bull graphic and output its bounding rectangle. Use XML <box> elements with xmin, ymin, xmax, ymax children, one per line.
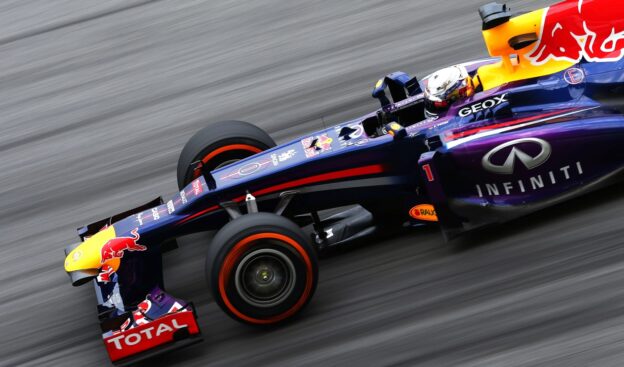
<box><xmin>100</xmin><ymin>228</ymin><xmax>146</xmax><ymax>263</ymax></box>
<box><xmin>529</xmin><ymin>0</ymin><xmax>624</xmax><ymax>64</ymax></box>
<box><xmin>97</xmin><ymin>264</ymin><xmax>116</xmax><ymax>283</ymax></box>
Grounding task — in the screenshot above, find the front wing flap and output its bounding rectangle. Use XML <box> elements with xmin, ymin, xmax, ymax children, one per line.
<box><xmin>102</xmin><ymin>288</ymin><xmax>202</xmax><ymax>366</ymax></box>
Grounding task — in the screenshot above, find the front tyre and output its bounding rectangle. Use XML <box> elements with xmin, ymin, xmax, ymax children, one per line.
<box><xmin>207</xmin><ymin>213</ymin><xmax>318</xmax><ymax>325</ymax></box>
<box><xmin>176</xmin><ymin>120</ymin><xmax>276</xmax><ymax>190</ymax></box>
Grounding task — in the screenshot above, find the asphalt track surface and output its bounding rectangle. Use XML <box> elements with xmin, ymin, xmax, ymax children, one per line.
<box><xmin>2</xmin><ymin>0</ymin><xmax>624</xmax><ymax>366</ymax></box>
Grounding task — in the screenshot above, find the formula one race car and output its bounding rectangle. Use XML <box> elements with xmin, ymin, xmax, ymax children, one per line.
<box><xmin>63</xmin><ymin>0</ymin><xmax>623</xmax><ymax>364</ymax></box>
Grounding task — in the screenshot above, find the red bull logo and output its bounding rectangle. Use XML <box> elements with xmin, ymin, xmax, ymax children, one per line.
<box><xmin>137</xmin><ymin>299</ymin><xmax>153</xmax><ymax>313</ymax></box>
<box><xmin>133</xmin><ymin>299</ymin><xmax>153</xmax><ymax>326</ymax></box>
<box><xmin>529</xmin><ymin>0</ymin><xmax>624</xmax><ymax>65</ymax></box>
<box><xmin>100</xmin><ymin>228</ymin><xmax>146</xmax><ymax>263</ymax></box>
<box><xmin>97</xmin><ymin>264</ymin><xmax>115</xmax><ymax>283</ymax></box>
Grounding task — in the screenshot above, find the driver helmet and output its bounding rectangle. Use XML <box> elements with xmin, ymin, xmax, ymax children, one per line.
<box><xmin>424</xmin><ymin>65</ymin><xmax>474</xmax><ymax>118</ymax></box>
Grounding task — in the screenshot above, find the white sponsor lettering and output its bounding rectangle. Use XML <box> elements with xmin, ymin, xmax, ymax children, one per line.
<box><xmin>476</xmin><ymin>161</ymin><xmax>583</xmax><ymax>197</ymax></box>
<box><xmin>106</xmin><ymin>316</ymin><xmax>190</xmax><ymax>350</ymax></box>
<box><xmin>277</xmin><ymin>149</ymin><xmax>296</xmax><ymax>162</ymax></box>
<box><xmin>125</xmin><ymin>333</ymin><xmax>141</xmax><ymax>346</ymax></box>
<box><xmin>459</xmin><ymin>94</ymin><xmax>508</xmax><ymax>117</ymax></box>
<box><xmin>139</xmin><ymin>326</ymin><xmax>154</xmax><ymax>339</ymax></box>
<box><xmin>107</xmin><ymin>334</ymin><xmax>124</xmax><ymax>350</ymax></box>
<box><xmin>172</xmin><ymin>319</ymin><xmax>187</xmax><ymax>329</ymax></box>
<box><xmin>156</xmin><ymin>323</ymin><xmax>173</xmax><ymax>336</ymax></box>
<box><xmin>192</xmin><ymin>180</ymin><xmax>203</xmax><ymax>195</ymax></box>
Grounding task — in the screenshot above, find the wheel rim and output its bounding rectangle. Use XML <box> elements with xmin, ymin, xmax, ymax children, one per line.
<box><xmin>219</xmin><ymin>232</ymin><xmax>315</xmax><ymax>324</ymax></box>
<box><xmin>234</xmin><ymin>248</ymin><xmax>296</xmax><ymax>308</ymax></box>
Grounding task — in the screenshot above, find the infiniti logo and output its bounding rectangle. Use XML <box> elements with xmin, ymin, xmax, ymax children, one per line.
<box><xmin>476</xmin><ymin>137</ymin><xmax>583</xmax><ymax>198</ymax></box>
<box><xmin>482</xmin><ymin>138</ymin><xmax>552</xmax><ymax>175</ymax></box>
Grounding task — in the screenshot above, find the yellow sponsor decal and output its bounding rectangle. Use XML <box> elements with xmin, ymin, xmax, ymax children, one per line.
<box><xmin>375</xmin><ymin>79</ymin><xmax>384</xmax><ymax>89</ymax></box>
<box><xmin>409</xmin><ymin>204</ymin><xmax>438</xmax><ymax>222</ymax></box>
<box><xmin>390</xmin><ymin>122</ymin><xmax>402</xmax><ymax>130</ymax></box>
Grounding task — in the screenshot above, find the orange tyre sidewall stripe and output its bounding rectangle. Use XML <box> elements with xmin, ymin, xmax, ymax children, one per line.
<box><xmin>202</xmin><ymin>144</ymin><xmax>262</xmax><ymax>164</ymax></box>
<box><xmin>218</xmin><ymin>233</ymin><xmax>314</xmax><ymax>325</ymax></box>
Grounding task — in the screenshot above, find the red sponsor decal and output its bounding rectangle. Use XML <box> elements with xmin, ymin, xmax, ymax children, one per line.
<box><xmin>132</xmin><ymin>299</ymin><xmax>153</xmax><ymax>326</ymax></box>
<box><xmin>118</xmin><ymin>318</ymin><xmax>131</xmax><ymax>333</ymax></box>
<box><xmin>422</xmin><ymin>164</ymin><xmax>434</xmax><ymax>182</ymax></box>
<box><xmin>302</xmin><ymin>134</ymin><xmax>333</xmax><ymax>158</ymax></box>
<box><xmin>167</xmin><ymin>301</ymin><xmax>184</xmax><ymax>313</ymax></box>
<box><xmin>409</xmin><ymin>204</ymin><xmax>438</xmax><ymax>222</ymax></box>
<box><xmin>97</xmin><ymin>265</ymin><xmax>115</xmax><ymax>283</ymax></box>
<box><xmin>192</xmin><ymin>179</ymin><xmax>203</xmax><ymax>195</ymax></box>
<box><xmin>137</xmin><ymin>299</ymin><xmax>152</xmax><ymax>313</ymax></box>
<box><xmin>104</xmin><ymin>310</ymin><xmax>200</xmax><ymax>362</ymax></box>
<box><xmin>100</xmin><ymin>228</ymin><xmax>146</xmax><ymax>263</ymax></box>
<box><xmin>529</xmin><ymin>0</ymin><xmax>624</xmax><ymax>65</ymax></box>
<box><xmin>563</xmin><ymin>67</ymin><xmax>585</xmax><ymax>84</ymax></box>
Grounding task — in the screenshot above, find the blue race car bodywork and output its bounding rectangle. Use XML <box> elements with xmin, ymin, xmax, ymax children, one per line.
<box><xmin>63</xmin><ymin>0</ymin><xmax>624</xmax><ymax>364</ymax></box>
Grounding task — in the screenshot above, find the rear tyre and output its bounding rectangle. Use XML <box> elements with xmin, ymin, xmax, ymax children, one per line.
<box><xmin>207</xmin><ymin>213</ymin><xmax>318</xmax><ymax>325</ymax></box>
<box><xmin>177</xmin><ymin>120</ymin><xmax>276</xmax><ymax>190</ymax></box>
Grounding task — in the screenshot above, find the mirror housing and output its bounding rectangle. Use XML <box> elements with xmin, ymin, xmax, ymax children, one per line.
<box><xmin>372</xmin><ymin>72</ymin><xmax>422</xmax><ymax>107</ymax></box>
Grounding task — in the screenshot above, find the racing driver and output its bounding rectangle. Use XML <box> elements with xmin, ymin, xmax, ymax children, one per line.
<box><xmin>424</xmin><ymin>64</ymin><xmax>476</xmax><ymax>118</ymax></box>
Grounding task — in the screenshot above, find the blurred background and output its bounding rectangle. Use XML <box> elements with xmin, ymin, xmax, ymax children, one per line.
<box><xmin>2</xmin><ymin>0</ymin><xmax>624</xmax><ymax>366</ymax></box>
